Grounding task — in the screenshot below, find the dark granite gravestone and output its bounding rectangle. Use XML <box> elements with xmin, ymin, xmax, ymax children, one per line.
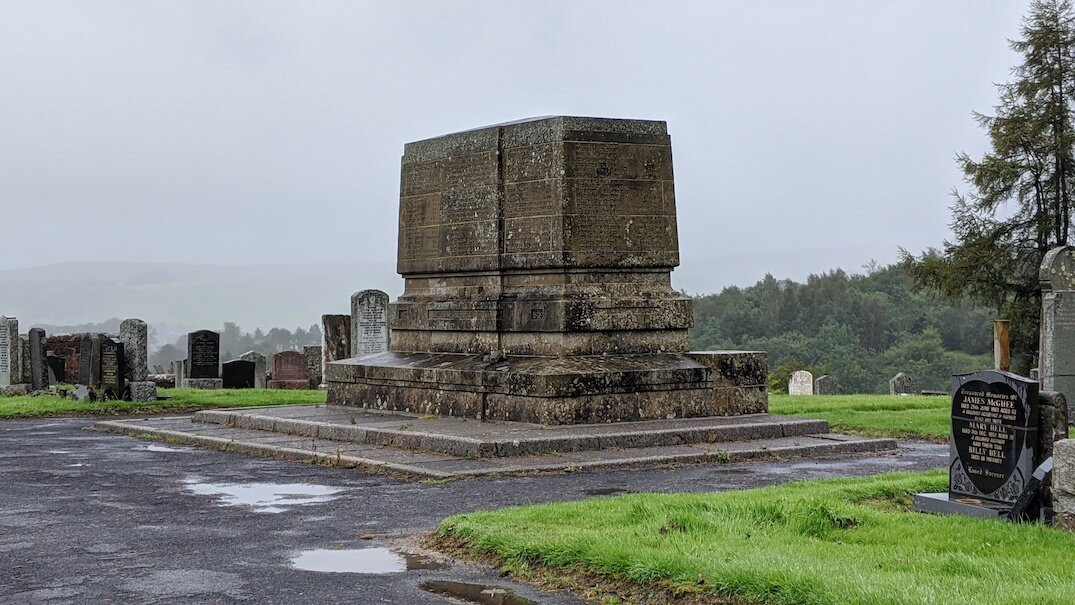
<box><xmin>99</xmin><ymin>337</ymin><xmax>126</xmax><ymax>399</ymax></box>
<box><xmin>78</xmin><ymin>334</ymin><xmax>102</xmax><ymax>388</ymax></box>
<box><xmin>188</xmin><ymin>330</ymin><xmax>220</xmax><ymax>379</ymax></box>
<box><xmin>915</xmin><ymin>370</ymin><xmax>1040</xmax><ymax>519</ymax></box>
<box><xmin>28</xmin><ymin>328</ymin><xmax>48</xmax><ymax>390</ymax></box>
<box><xmin>47</xmin><ymin>354</ymin><xmax>66</xmax><ymax>384</ymax></box>
<box><xmin>268</xmin><ymin>351</ymin><xmax>308</xmax><ymax>389</ymax></box>
<box><xmin>222</xmin><ymin>359</ymin><xmax>256</xmax><ymax>389</ymax></box>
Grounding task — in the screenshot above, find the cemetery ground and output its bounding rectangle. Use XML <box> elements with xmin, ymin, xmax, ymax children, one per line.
<box><xmin>0</xmin><ymin>387</ymin><xmax>325</xmax><ymax>419</ymax></box>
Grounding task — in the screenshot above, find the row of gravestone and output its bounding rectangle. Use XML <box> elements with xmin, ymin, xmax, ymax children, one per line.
<box><xmin>0</xmin><ymin>316</ymin><xmax>156</xmax><ymax>402</ymax></box>
<box><xmin>170</xmin><ymin>291</ymin><xmax>390</xmax><ymax>390</ymax></box>
<box><xmin>786</xmin><ymin>370</ymin><xmax>918</xmax><ymax>396</ymax></box>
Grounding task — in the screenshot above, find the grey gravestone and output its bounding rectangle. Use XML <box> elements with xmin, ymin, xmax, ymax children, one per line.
<box><xmin>187</xmin><ymin>330</ymin><xmax>220</xmax><ymax>379</ymax></box>
<box><xmin>119</xmin><ymin>319</ymin><xmax>148</xmax><ymax>381</ymax></box>
<box><xmin>915</xmin><ymin>371</ymin><xmax>1040</xmax><ymax>519</ymax></box>
<box><xmin>322</xmin><ymin>314</ymin><xmax>350</xmax><ymax>386</ymax></box>
<box><xmin>28</xmin><ymin>328</ymin><xmax>48</xmax><ymax>390</ymax></box>
<box><xmin>78</xmin><ymin>334</ymin><xmax>102</xmax><ymax>389</ymax></box>
<box><xmin>1031</xmin><ymin>367</ymin><xmax>1040</xmax><ymax>380</ymax></box>
<box><xmin>172</xmin><ymin>359</ymin><xmax>187</xmax><ymax>386</ymax></box>
<box><xmin>889</xmin><ymin>372</ymin><xmax>915</xmax><ymax>395</ymax></box>
<box><xmin>222</xmin><ymin>359</ymin><xmax>256</xmax><ymax>389</ymax></box>
<box><xmin>47</xmin><ymin>354</ymin><xmax>65</xmax><ymax>384</ymax></box>
<box><xmin>19</xmin><ymin>335</ymin><xmax>30</xmax><ymax>385</ymax></box>
<box><xmin>788</xmin><ymin>370</ymin><xmax>813</xmax><ymax>396</ymax></box>
<box><xmin>814</xmin><ymin>374</ymin><xmax>837</xmax><ymax>395</ymax></box>
<box><xmin>238</xmin><ymin>351</ymin><xmax>266</xmax><ymax>389</ymax></box>
<box><xmin>0</xmin><ymin>316</ymin><xmax>17</xmax><ymax>387</ymax></box>
<box><xmin>128</xmin><ymin>381</ymin><xmax>157</xmax><ymax>402</ymax></box>
<box><xmin>351</xmin><ymin>290</ymin><xmax>389</xmax><ymax>357</ymax></box>
<box><xmin>303</xmin><ymin>345</ymin><xmax>322</xmax><ymax>388</ymax></box>
<box><xmin>1040</xmin><ymin>246</ymin><xmax>1075</xmax><ymax>420</ymax></box>
<box><xmin>99</xmin><ymin>337</ymin><xmax>125</xmax><ymax>399</ymax></box>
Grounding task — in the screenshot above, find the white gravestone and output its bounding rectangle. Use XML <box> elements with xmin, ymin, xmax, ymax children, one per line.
<box><xmin>352</xmin><ymin>290</ymin><xmax>390</xmax><ymax>357</ymax></box>
<box><xmin>788</xmin><ymin>370</ymin><xmax>813</xmax><ymax>396</ymax></box>
<box><xmin>0</xmin><ymin>317</ymin><xmax>18</xmax><ymax>387</ymax></box>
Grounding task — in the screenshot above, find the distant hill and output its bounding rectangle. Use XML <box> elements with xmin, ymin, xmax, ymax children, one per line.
<box><xmin>0</xmin><ymin>263</ymin><xmax>401</xmax><ymax>343</ymax></box>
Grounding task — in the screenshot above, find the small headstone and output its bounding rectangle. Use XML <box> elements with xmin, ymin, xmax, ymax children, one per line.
<box><xmin>128</xmin><ymin>381</ymin><xmax>158</xmax><ymax>402</ymax></box>
<box><xmin>814</xmin><ymin>374</ymin><xmax>837</xmax><ymax>395</ymax></box>
<box><xmin>222</xmin><ymin>359</ymin><xmax>256</xmax><ymax>389</ymax></box>
<box><xmin>238</xmin><ymin>351</ymin><xmax>266</xmax><ymax>389</ymax></box>
<box><xmin>0</xmin><ymin>316</ymin><xmax>18</xmax><ymax>387</ymax></box>
<box><xmin>119</xmin><ymin>319</ymin><xmax>149</xmax><ymax>382</ymax></box>
<box><xmin>1031</xmin><ymin>367</ymin><xmax>1040</xmax><ymax>380</ymax></box>
<box><xmin>915</xmin><ymin>371</ymin><xmax>1041</xmax><ymax>519</ymax></box>
<box><xmin>172</xmin><ymin>359</ymin><xmax>187</xmax><ymax>386</ymax></box>
<box><xmin>99</xmin><ymin>337</ymin><xmax>125</xmax><ymax>399</ymax></box>
<box><xmin>28</xmin><ymin>328</ymin><xmax>48</xmax><ymax>390</ymax></box>
<box><xmin>889</xmin><ymin>372</ymin><xmax>915</xmax><ymax>395</ymax></box>
<box><xmin>71</xmin><ymin>384</ymin><xmax>92</xmax><ymax>401</ymax></box>
<box><xmin>47</xmin><ymin>354</ymin><xmax>66</xmax><ymax>384</ymax></box>
<box><xmin>351</xmin><ymin>289</ymin><xmax>390</xmax><ymax>357</ymax></box>
<box><xmin>78</xmin><ymin>334</ymin><xmax>102</xmax><ymax>389</ymax></box>
<box><xmin>187</xmin><ymin>330</ymin><xmax>220</xmax><ymax>379</ymax></box>
<box><xmin>268</xmin><ymin>351</ymin><xmax>308</xmax><ymax>389</ymax></box>
<box><xmin>19</xmin><ymin>335</ymin><xmax>30</xmax><ymax>385</ymax></box>
<box><xmin>303</xmin><ymin>345</ymin><xmax>323</xmax><ymax>388</ymax></box>
<box><xmin>788</xmin><ymin>370</ymin><xmax>813</xmax><ymax>396</ymax></box>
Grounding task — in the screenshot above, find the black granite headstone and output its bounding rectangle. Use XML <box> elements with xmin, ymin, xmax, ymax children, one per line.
<box><xmin>77</xmin><ymin>334</ymin><xmax>101</xmax><ymax>388</ymax></box>
<box><xmin>47</xmin><ymin>354</ymin><xmax>65</xmax><ymax>384</ymax></box>
<box><xmin>914</xmin><ymin>370</ymin><xmax>1039</xmax><ymax>519</ymax></box>
<box><xmin>187</xmin><ymin>330</ymin><xmax>220</xmax><ymax>379</ymax></box>
<box><xmin>99</xmin><ymin>337</ymin><xmax>125</xmax><ymax>399</ymax></box>
<box><xmin>222</xmin><ymin>359</ymin><xmax>256</xmax><ymax>389</ymax></box>
<box><xmin>28</xmin><ymin>328</ymin><xmax>48</xmax><ymax>390</ymax></box>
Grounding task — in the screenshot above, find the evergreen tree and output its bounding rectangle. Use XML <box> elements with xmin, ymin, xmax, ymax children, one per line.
<box><xmin>902</xmin><ymin>0</ymin><xmax>1075</xmax><ymax>371</ymax></box>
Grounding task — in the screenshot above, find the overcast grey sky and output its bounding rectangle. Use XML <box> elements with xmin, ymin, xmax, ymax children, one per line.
<box><xmin>1</xmin><ymin>1</ymin><xmax>1030</xmax><ymax>294</ymax></box>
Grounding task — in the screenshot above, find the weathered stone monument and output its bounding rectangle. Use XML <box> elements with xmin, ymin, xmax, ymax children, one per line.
<box><xmin>172</xmin><ymin>359</ymin><xmax>187</xmax><ymax>387</ymax></box>
<box><xmin>321</xmin><ymin>314</ymin><xmax>351</xmax><ymax>388</ymax></box>
<box><xmin>99</xmin><ymin>337</ymin><xmax>125</xmax><ymax>399</ymax></box>
<box><xmin>814</xmin><ymin>374</ymin><xmax>837</xmax><ymax>395</ymax></box>
<box><xmin>303</xmin><ymin>345</ymin><xmax>323</xmax><ymax>388</ymax></box>
<box><xmin>28</xmin><ymin>328</ymin><xmax>48</xmax><ymax>391</ymax></box>
<box><xmin>788</xmin><ymin>370</ymin><xmax>813</xmax><ymax>396</ymax></box>
<box><xmin>268</xmin><ymin>351</ymin><xmax>308</xmax><ymax>389</ymax></box>
<box><xmin>78</xmin><ymin>333</ymin><xmax>102</xmax><ymax>389</ymax></box>
<box><xmin>889</xmin><ymin>372</ymin><xmax>915</xmax><ymax>395</ymax></box>
<box><xmin>915</xmin><ymin>370</ymin><xmax>1067</xmax><ymax>520</ymax></box>
<box><xmin>19</xmin><ymin>335</ymin><xmax>30</xmax><ymax>386</ymax></box>
<box><xmin>183</xmin><ymin>330</ymin><xmax>222</xmax><ymax>389</ymax></box>
<box><xmin>119</xmin><ymin>319</ymin><xmax>156</xmax><ymax>402</ymax></box>
<box><xmin>351</xmin><ymin>290</ymin><xmax>389</xmax><ymax>357</ymax></box>
<box><xmin>326</xmin><ymin>117</ymin><xmax>767</xmax><ymax>424</ymax></box>
<box><xmin>222</xmin><ymin>359</ymin><xmax>256</xmax><ymax>389</ymax></box>
<box><xmin>0</xmin><ymin>316</ymin><xmax>18</xmax><ymax>388</ymax></box>
<box><xmin>1040</xmin><ymin>245</ymin><xmax>1075</xmax><ymax>419</ymax></box>
<box><xmin>238</xmin><ymin>351</ymin><xmax>266</xmax><ymax>388</ymax></box>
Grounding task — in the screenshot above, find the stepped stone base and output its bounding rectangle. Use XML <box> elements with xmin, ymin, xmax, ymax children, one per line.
<box><xmin>93</xmin><ymin>404</ymin><xmax>897</xmax><ymax>479</ymax></box>
<box><xmin>326</xmin><ymin>350</ymin><xmax>767</xmax><ymax>425</ymax></box>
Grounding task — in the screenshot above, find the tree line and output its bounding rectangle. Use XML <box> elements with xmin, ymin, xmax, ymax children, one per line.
<box><xmin>688</xmin><ymin>263</ymin><xmax>993</xmax><ymax>393</ymax></box>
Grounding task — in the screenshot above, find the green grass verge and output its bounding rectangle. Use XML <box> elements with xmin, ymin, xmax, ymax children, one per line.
<box><xmin>439</xmin><ymin>471</ymin><xmax>1075</xmax><ymax>604</ymax></box>
<box><xmin>769</xmin><ymin>394</ymin><xmax>949</xmax><ymax>441</ymax></box>
<box><xmin>0</xmin><ymin>388</ymin><xmax>327</xmax><ymax>419</ymax></box>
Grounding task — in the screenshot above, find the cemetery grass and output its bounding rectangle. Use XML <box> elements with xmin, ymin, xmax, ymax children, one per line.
<box><xmin>0</xmin><ymin>388</ymin><xmax>327</xmax><ymax>419</ymax></box>
<box><xmin>769</xmin><ymin>394</ymin><xmax>949</xmax><ymax>441</ymax></box>
<box><xmin>436</xmin><ymin>470</ymin><xmax>1075</xmax><ymax>605</ymax></box>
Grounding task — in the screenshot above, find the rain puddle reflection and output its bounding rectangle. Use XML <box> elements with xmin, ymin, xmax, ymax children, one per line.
<box><xmin>182</xmin><ymin>477</ymin><xmax>345</xmax><ymax>513</ymax></box>
<box><xmin>143</xmin><ymin>445</ymin><xmax>191</xmax><ymax>453</ymax></box>
<box><xmin>420</xmin><ymin>580</ymin><xmax>536</xmax><ymax>605</ymax></box>
<box><xmin>290</xmin><ymin>548</ymin><xmax>446</xmax><ymax>573</ymax></box>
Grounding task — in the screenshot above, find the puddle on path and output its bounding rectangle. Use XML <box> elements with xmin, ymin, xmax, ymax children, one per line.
<box><xmin>143</xmin><ymin>445</ymin><xmax>191</xmax><ymax>453</ymax></box>
<box><xmin>420</xmin><ymin>580</ymin><xmax>536</xmax><ymax>605</ymax></box>
<box><xmin>290</xmin><ymin>547</ymin><xmax>446</xmax><ymax>574</ymax></box>
<box><xmin>182</xmin><ymin>477</ymin><xmax>345</xmax><ymax>513</ymax></box>
<box><xmin>46</xmin><ymin>450</ymin><xmax>72</xmax><ymax>455</ymax></box>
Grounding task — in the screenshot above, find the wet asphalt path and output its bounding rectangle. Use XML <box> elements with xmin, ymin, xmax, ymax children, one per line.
<box><xmin>0</xmin><ymin>417</ymin><xmax>947</xmax><ymax>604</ymax></box>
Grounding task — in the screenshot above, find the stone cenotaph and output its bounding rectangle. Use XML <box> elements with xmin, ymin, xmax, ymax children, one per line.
<box><xmin>326</xmin><ymin>116</ymin><xmax>766</xmax><ymax>425</ymax></box>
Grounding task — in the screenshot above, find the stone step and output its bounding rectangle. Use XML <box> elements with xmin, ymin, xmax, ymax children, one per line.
<box><xmin>191</xmin><ymin>405</ymin><xmax>831</xmax><ymax>458</ymax></box>
<box><xmin>93</xmin><ymin>413</ymin><xmax>896</xmax><ymax>479</ymax></box>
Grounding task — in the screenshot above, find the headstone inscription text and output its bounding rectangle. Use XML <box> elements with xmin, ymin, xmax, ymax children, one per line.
<box><xmin>100</xmin><ymin>337</ymin><xmax>125</xmax><ymax>399</ymax></box>
<box><xmin>0</xmin><ymin>317</ymin><xmax>15</xmax><ymax>387</ymax></box>
<box><xmin>355</xmin><ymin>290</ymin><xmax>389</xmax><ymax>356</ymax></box>
<box><xmin>950</xmin><ymin>371</ymin><xmax>1037</xmax><ymax>504</ymax></box>
<box><xmin>188</xmin><ymin>330</ymin><xmax>220</xmax><ymax>379</ymax></box>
